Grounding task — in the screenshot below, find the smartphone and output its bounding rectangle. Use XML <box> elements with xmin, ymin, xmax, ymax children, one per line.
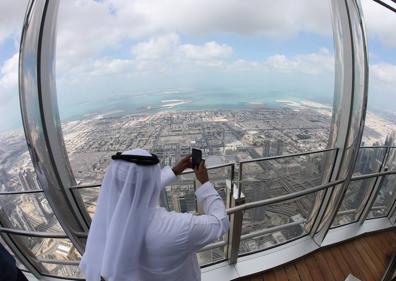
<box><xmin>192</xmin><ymin>148</ymin><xmax>202</xmax><ymax>169</ymax></box>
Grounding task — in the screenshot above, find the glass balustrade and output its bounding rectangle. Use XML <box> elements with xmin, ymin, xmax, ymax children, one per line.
<box><xmin>333</xmin><ymin>147</ymin><xmax>387</xmax><ymax>226</ymax></box>
<box><xmin>1</xmin><ymin>146</ymin><xmax>395</xmax><ymax>277</ymax></box>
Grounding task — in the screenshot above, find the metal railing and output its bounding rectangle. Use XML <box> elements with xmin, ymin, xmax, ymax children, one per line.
<box><xmin>337</xmin><ymin>205</ymin><xmax>385</xmax><ymax>216</ymax></box>
<box><xmin>227</xmin><ymin>179</ymin><xmax>345</xmax><ymax>215</ymax></box>
<box><xmin>0</xmin><ymin>227</ymin><xmax>68</xmax><ymax>238</ymax></box>
<box><xmin>69</xmin><ymin>162</ymin><xmax>236</xmax><ymax>190</ymax></box>
<box><xmin>2</xmin><ymin>146</ymin><xmax>396</xmax><ymax>275</ymax></box>
<box><xmin>238</xmin><ymin>148</ymin><xmax>336</xmax><ymax>165</ymax></box>
<box><xmin>0</xmin><ymin>189</ymin><xmax>44</xmax><ymax>195</ymax></box>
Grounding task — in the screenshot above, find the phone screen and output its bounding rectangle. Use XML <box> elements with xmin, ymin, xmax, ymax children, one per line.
<box><xmin>192</xmin><ymin>148</ymin><xmax>202</xmax><ymax>169</ymax></box>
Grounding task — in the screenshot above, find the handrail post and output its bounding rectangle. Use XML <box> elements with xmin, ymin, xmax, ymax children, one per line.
<box><xmin>227</xmin><ymin>183</ymin><xmax>245</xmax><ymax>264</ymax></box>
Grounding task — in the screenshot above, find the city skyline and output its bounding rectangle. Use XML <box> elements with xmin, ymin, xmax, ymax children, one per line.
<box><xmin>1</xmin><ymin>105</ymin><xmax>394</xmax><ymax>273</ymax></box>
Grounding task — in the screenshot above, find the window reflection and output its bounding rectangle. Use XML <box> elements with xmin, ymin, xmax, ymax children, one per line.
<box><xmin>333</xmin><ymin>147</ymin><xmax>387</xmax><ymax>227</ymax></box>
<box><xmin>368</xmin><ymin>174</ymin><xmax>396</xmax><ymax>219</ymax></box>
<box><xmin>0</xmin><ymin>193</ymin><xmax>63</xmax><ymax>233</ymax></box>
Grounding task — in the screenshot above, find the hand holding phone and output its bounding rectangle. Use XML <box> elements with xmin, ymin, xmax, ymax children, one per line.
<box><xmin>192</xmin><ymin>148</ymin><xmax>202</xmax><ymax>169</ymax></box>
<box><xmin>172</xmin><ymin>154</ymin><xmax>192</xmax><ymax>175</ymax></box>
<box><xmin>194</xmin><ymin>160</ymin><xmax>209</xmax><ymax>185</ymax></box>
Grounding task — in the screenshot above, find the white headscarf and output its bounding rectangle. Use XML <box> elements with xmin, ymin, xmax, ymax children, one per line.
<box><xmin>80</xmin><ymin>148</ymin><xmax>162</xmax><ymax>281</ymax></box>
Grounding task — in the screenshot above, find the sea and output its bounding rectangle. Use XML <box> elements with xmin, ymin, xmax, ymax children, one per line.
<box><xmin>59</xmin><ymin>87</ymin><xmax>333</xmax><ymax>122</ymax></box>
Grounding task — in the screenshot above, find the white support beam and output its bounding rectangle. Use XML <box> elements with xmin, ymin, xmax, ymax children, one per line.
<box><xmin>311</xmin><ymin>0</ymin><xmax>369</xmax><ymax>244</ymax></box>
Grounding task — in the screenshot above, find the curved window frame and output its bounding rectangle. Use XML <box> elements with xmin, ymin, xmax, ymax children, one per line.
<box><xmin>4</xmin><ymin>0</ymin><xmax>394</xmax><ymax>279</ymax></box>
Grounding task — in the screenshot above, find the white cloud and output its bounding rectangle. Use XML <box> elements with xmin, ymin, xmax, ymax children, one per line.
<box><xmin>180</xmin><ymin>42</ymin><xmax>233</xmax><ymax>60</ymax></box>
<box><xmin>56</xmin><ymin>0</ymin><xmax>333</xmax><ymax>72</ymax></box>
<box><xmin>363</xmin><ymin>0</ymin><xmax>396</xmax><ymax>48</ymax></box>
<box><xmin>227</xmin><ymin>59</ymin><xmax>261</xmax><ymax>71</ymax></box>
<box><xmin>57</xmin><ymin>33</ymin><xmax>235</xmax><ymax>78</ymax></box>
<box><xmin>131</xmin><ymin>34</ymin><xmax>180</xmax><ymax>60</ymax></box>
<box><xmin>67</xmin><ymin>42</ymin><xmax>334</xmax><ymax>79</ymax></box>
<box><xmin>58</xmin><ymin>33</ymin><xmax>234</xmax><ymax>78</ymax></box>
<box><xmin>0</xmin><ymin>53</ymin><xmax>20</xmax><ymax>132</ymax></box>
<box><xmin>130</xmin><ymin>34</ymin><xmax>234</xmax><ymax>67</ymax></box>
<box><xmin>264</xmin><ymin>55</ymin><xmax>298</xmax><ymax>73</ymax></box>
<box><xmin>371</xmin><ymin>63</ymin><xmax>396</xmax><ymax>84</ymax></box>
<box><xmin>109</xmin><ymin>0</ymin><xmax>332</xmax><ymax>37</ymax></box>
<box><xmin>91</xmin><ymin>58</ymin><xmax>135</xmax><ymax>76</ymax></box>
<box><xmin>0</xmin><ymin>0</ymin><xmax>28</xmax><ymax>45</ymax></box>
<box><xmin>0</xmin><ymin>53</ymin><xmax>19</xmax><ymax>101</ymax></box>
<box><xmin>262</xmin><ymin>48</ymin><xmax>334</xmax><ymax>75</ymax></box>
<box><xmin>54</xmin><ymin>0</ymin><xmax>396</xmax><ymax>78</ymax></box>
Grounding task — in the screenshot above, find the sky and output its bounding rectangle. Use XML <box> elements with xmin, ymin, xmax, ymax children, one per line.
<box><xmin>0</xmin><ymin>0</ymin><xmax>395</xmax><ymax>132</ymax></box>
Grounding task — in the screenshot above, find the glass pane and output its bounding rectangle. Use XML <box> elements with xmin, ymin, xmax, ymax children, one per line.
<box><xmin>41</xmin><ymin>263</ymin><xmax>83</xmax><ymax>279</ymax></box>
<box><xmin>78</xmin><ymin>165</ymin><xmax>233</xmax><ymax>218</ymax></box>
<box><xmin>360</xmin><ymin>0</ymin><xmax>396</xmax><ymax>147</ymax></box>
<box><xmin>333</xmin><ymin>178</ymin><xmax>377</xmax><ymax>226</ymax></box>
<box><xmin>0</xmin><ymin>192</ymin><xmax>63</xmax><ymax>233</ymax></box>
<box><xmin>77</xmin><ymin>187</ymin><xmax>100</xmax><ymax>219</ymax></box>
<box><xmin>197</xmin><ymin>246</ymin><xmax>226</xmax><ymax>266</ymax></box>
<box><xmin>11</xmin><ymin>236</ymin><xmax>81</xmax><ymax>261</ymax></box>
<box><xmin>359</xmin><ymin>0</ymin><xmax>396</xmax><ymax>226</ymax></box>
<box><xmin>0</xmin><ymin>132</ymin><xmax>42</xmax><ymax>193</ymax></box>
<box><xmin>0</xmin><ymin>0</ymin><xmax>38</xmax><ymax>193</ymax></box>
<box><xmin>240</xmin><ymin>150</ymin><xmax>335</xmax><ymax>249</ymax></box>
<box><xmin>353</xmin><ymin>147</ymin><xmax>386</xmax><ymax>175</ymax></box>
<box><xmin>8</xmin><ymin>234</ymin><xmax>81</xmax><ymax>278</ymax></box>
<box><xmin>57</xmin><ymin>0</ymin><xmax>335</xmax><ymax>190</ymax></box>
<box><xmin>0</xmin><ymin>2</ymin><xmax>81</xmax><ymax>278</ymax></box>
<box><xmin>165</xmin><ymin>165</ymin><xmax>233</xmax><ymax>213</ymax></box>
<box><xmin>333</xmin><ymin>147</ymin><xmax>387</xmax><ymax>227</ymax></box>
<box><xmin>239</xmin><ymin>192</ymin><xmax>316</xmax><ymax>255</ymax></box>
<box><xmin>368</xmin><ymin>175</ymin><xmax>396</xmax><ymax>219</ymax></box>
<box><xmin>207</xmin><ymin>165</ymin><xmax>233</xmax><ymax>203</ymax></box>
<box><xmin>385</xmin><ymin>148</ymin><xmax>396</xmax><ymax>171</ymax></box>
<box><xmin>164</xmin><ymin>173</ymin><xmax>197</xmax><ymax>214</ymax></box>
<box><xmin>240</xmin><ymin>150</ymin><xmax>335</xmax><ymax>198</ymax></box>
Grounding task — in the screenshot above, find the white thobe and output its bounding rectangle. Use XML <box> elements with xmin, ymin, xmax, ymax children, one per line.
<box><xmin>139</xmin><ymin>166</ymin><xmax>229</xmax><ymax>281</ymax></box>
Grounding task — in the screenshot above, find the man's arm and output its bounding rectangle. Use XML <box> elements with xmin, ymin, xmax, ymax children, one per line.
<box><xmin>187</xmin><ymin>161</ymin><xmax>229</xmax><ymax>251</ymax></box>
<box><xmin>187</xmin><ymin>181</ymin><xmax>229</xmax><ymax>252</ymax></box>
<box><xmin>160</xmin><ymin>166</ymin><xmax>178</xmax><ymax>189</ymax></box>
<box><xmin>160</xmin><ymin>155</ymin><xmax>192</xmax><ymax>189</ymax></box>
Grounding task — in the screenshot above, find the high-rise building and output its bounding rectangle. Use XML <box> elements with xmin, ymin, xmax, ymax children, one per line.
<box><xmin>264</xmin><ymin>140</ymin><xmax>271</xmax><ymax>157</ymax></box>
<box><xmin>276</xmin><ymin>139</ymin><xmax>284</xmax><ymax>156</ymax></box>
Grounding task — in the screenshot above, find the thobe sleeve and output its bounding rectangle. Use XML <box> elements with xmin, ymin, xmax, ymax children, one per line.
<box><xmin>187</xmin><ymin>182</ymin><xmax>229</xmax><ymax>252</ymax></box>
<box><xmin>160</xmin><ymin>166</ymin><xmax>178</xmax><ymax>189</ymax></box>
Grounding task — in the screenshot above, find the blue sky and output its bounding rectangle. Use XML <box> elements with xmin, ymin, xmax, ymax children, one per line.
<box><xmin>0</xmin><ymin>0</ymin><xmax>395</xmax><ymax>132</ymax></box>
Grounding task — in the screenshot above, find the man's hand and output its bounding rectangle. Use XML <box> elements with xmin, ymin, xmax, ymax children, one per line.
<box><xmin>194</xmin><ymin>160</ymin><xmax>209</xmax><ymax>185</ymax></box>
<box><xmin>172</xmin><ymin>155</ymin><xmax>192</xmax><ymax>176</ymax></box>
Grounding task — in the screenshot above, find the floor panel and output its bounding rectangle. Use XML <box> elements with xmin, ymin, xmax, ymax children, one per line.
<box><xmin>236</xmin><ymin>229</ymin><xmax>396</xmax><ymax>281</ymax></box>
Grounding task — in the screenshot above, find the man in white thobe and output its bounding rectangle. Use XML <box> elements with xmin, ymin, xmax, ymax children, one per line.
<box><xmin>80</xmin><ymin>148</ymin><xmax>229</xmax><ymax>281</ymax></box>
